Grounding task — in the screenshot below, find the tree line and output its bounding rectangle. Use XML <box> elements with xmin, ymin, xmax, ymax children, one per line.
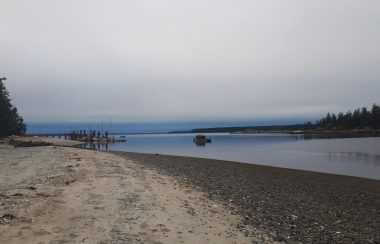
<box><xmin>304</xmin><ymin>104</ymin><xmax>380</xmax><ymax>130</ymax></box>
<box><xmin>189</xmin><ymin>124</ymin><xmax>304</xmax><ymax>133</ymax></box>
<box><xmin>0</xmin><ymin>77</ymin><xmax>26</xmax><ymax>137</ymax></box>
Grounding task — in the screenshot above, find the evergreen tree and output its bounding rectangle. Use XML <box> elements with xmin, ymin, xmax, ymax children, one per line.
<box><xmin>305</xmin><ymin>104</ymin><xmax>380</xmax><ymax>131</ymax></box>
<box><xmin>372</xmin><ymin>104</ymin><xmax>380</xmax><ymax>129</ymax></box>
<box><xmin>331</xmin><ymin>113</ymin><xmax>337</xmax><ymax>128</ymax></box>
<box><xmin>0</xmin><ymin>77</ymin><xmax>26</xmax><ymax>137</ymax></box>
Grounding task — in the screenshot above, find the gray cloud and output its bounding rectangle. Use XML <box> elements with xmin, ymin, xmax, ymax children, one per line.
<box><xmin>1</xmin><ymin>0</ymin><xmax>379</xmax><ymax>122</ymax></box>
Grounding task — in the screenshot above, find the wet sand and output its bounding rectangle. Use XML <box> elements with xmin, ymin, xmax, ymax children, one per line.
<box><xmin>113</xmin><ymin>151</ymin><xmax>380</xmax><ymax>243</ymax></box>
<box><xmin>0</xmin><ymin>138</ymin><xmax>267</xmax><ymax>244</ymax></box>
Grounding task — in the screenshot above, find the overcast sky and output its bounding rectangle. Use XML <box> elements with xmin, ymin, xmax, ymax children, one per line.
<box><xmin>1</xmin><ymin>0</ymin><xmax>379</xmax><ymax>123</ymax></box>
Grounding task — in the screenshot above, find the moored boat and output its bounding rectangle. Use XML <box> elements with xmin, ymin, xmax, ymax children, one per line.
<box><xmin>193</xmin><ymin>135</ymin><xmax>212</xmax><ymax>145</ymax></box>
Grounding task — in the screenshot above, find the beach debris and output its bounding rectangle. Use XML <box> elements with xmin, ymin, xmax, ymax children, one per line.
<box><xmin>46</xmin><ymin>175</ymin><xmax>59</xmax><ymax>180</ymax></box>
<box><xmin>11</xmin><ymin>140</ymin><xmax>53</xmax><ymax>147</ymax></box>
<box><xmin>36</xmin><ymin>193</ymin><xmax>50</xmax><ymax>197</ymax></box>
<box><xmin>27</xmin><ymin>186</ymin><xmax>37</xmax><ymax>191</ymax></box>
<box><xmin>65</xmin><ymin>165</ymin><xmax>75</xmax><ymax>172</ymax></box>
<box><xmin>11</xmin><ymin>193</ymin><xmax>23</xmax><ymax>197</ymax></box>
<box><xmin>0</xmin><ymin>214</ymin><xmax>16</xmax><ymax>224</ymax></box>
<box><xmin>65</xmin><ymin>179</ymin><xmax>76</xmax><ymax>185</ymax></box>
<box><xmin>186</xmin><ymin>207</ymin><xmax>196</xmax><ymax>216</ymax></box>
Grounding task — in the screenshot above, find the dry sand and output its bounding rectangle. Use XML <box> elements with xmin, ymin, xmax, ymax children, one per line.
<box><xmin>0</xmin><ymin>138</ymin><xmax>274</xmax><ymax>243</ymax></box>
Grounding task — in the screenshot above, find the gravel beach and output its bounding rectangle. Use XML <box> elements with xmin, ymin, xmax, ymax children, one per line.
<box><xmin>112</xmin><ymin>151</ymin><xmax>380</xmax><ymax>243</ymax></box>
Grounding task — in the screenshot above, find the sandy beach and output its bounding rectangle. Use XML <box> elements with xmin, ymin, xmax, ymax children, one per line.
<box><xmin>1</xmin><ymin>137</ymin><xmax>379</xmax><ymax>243</ymax></box>
<box><xmin>0</xmin><ymin>138</ymin><xmax>269</xmax><ymax>244</ymax></box>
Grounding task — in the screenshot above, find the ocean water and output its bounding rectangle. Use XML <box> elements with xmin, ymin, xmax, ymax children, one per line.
<box><xmin>87</xmin><ymin>133</ymin><xmax>380</xmax><ymax>180</ymax></box>
<box><xmin>26</xmin><ymin>122</ymin><xmax>380</xmax><ymax>180</ymax></box>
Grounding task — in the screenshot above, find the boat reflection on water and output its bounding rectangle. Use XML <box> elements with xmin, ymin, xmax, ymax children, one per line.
<box><xmin>79</xmin><ymin>135</ymin><xmax>127</xmax><ymax>151</ymax></box>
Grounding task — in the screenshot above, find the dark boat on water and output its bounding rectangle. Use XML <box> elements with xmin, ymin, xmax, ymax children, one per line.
<box><xmin>193</xmin><ymin>135</ymin><xmax>212</xmax><ymax>145</ymax></box>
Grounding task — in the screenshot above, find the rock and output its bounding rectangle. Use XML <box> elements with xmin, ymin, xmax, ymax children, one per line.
<box><xmin>0</xmin><ymin>214</ymin><xmax>16</xmax><ymax>224</ymax></box>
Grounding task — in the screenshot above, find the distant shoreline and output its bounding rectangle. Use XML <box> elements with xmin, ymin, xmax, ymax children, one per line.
<box><xmin>170</xmin><ymin>126</ymin><xmax>380</xmax><ymax>137</ymax></box>
<box><xmin>26</xmin><ymin>129</ymin><xmax>380</xmax><ymax>139</ymax></box>
<box><xmin>25</xmin><ymin>121</ymin><xmax>380</xmax><ymax>136</ymax></box>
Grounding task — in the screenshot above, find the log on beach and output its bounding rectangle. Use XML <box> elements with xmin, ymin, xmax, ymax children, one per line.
<box><xmin>112</xmin><ymin>151</ymin><xmax>380</xmax><ymax>243</ymax></box>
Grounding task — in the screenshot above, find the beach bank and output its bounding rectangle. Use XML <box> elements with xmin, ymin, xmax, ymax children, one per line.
<box><xmin>113</xmin><ymin>151</ymin><xmax>380</xmax><ymax>243</ymax></box>
<box><xmin>0</xmin><ymin>138</ymin><xmax>266</xmax><ymax>243</ymax></box>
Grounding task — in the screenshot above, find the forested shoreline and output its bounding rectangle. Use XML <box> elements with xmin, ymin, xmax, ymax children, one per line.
<box><xmin>183</xmin><ymin>104</ymin><xmax>380</xmax><ymax>134</ymax></box>
<box><xmin>304</xmin><ymin>104</ymin><xmax>380</xmax><ymax>131</ymax></box>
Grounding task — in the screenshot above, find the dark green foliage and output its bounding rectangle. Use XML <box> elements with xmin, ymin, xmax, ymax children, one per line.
<box><xmin>303</xmin><ymin>121</ymin><xmax>314</xmax><ymax>130</ymax></box>
<box><xmin>304</xmin><ymin>104</ymin><xmax>380</xmax><ymax>130</ymax></box>
<box><xmin>0</xmin><ymin>78</ymin><xmax>26</xmax><ymax>137</ymax></box>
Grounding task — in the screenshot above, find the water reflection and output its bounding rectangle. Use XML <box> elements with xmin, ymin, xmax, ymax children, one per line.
<box><xmin>326</xmin><ymin>151</ymin><xmax>380</xmax><ymax>166</ymax></box>
<box><xmin>300</xmin><ymin>132</ymin><xmax>380</xmax><ymax>140</ymax></box>
<box><xmin>194</xmin><ymin>142</ymin><xmax>206</xmax><ymax>147</ymax></box>
<box><xmin>79</xmin><ymin>141</ymin><xmax>110</xmax><ymax>151</ymax></box>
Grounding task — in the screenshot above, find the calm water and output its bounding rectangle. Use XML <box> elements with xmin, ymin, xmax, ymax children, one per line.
<box><xmin>88</xmin><ymin>133</ymin><xmax>380</xmax><ymax>180</ymax></box>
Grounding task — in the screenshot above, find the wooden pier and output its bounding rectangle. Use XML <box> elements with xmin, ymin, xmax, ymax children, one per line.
<box><xmin>28</xmin><ymin>130</ymin><xmax>126</xmax><ymax>143</ymax></box>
